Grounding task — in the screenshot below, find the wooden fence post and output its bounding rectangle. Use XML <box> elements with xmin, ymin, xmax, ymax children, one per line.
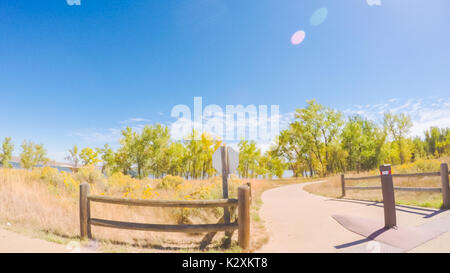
<box><xmin>380</xmin><ymin>165</ymin><xmax>397</xmax><ymax>228</ymax></box>
<box><xmin>79</xmin><ymin>183</ymin><xmax>91</xmax><ymax>240</ymax></box>
<box><xmin>238</xmin><ymin>185</ymin><xmax>250</xmax><ymax>250</ymax></box>
<box><xmin>341</xmin><ymin>174</ymin><xmax>345</xmax><ymax>197</ymax></box>
<box><xmin>221</xmin><ymin>146</ymin><xmax>232</xmax><ymax>246</ymax></box>
<box><xmin>246</xmin><ymin>182</ymin><xmax>252</xmax><ymax>202</ymax></box>
<box><xmin>440</xmin><ymin>163</ymin><xmax>450</xmax><ymax>209</ymax></box>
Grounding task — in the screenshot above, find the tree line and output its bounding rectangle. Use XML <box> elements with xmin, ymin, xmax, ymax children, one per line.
<box><xmin>1</xmin><ymin>100</ymin><xmax>449</xmax><ymax>178</ymax></box>
<box><xmin>272</xmin><ymin>100</ymin><xmax>449</xmax><ymax>177</ymax></box>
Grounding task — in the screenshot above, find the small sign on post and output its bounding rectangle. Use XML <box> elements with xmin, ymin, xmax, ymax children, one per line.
<box><xmin>380</xmin><ymin>164</ymin><xmax>397</xmax><ymax>229</ymax></box>
<box><xmin>212</xmin><ymin>146</ymin><xmax>239</xmax><ymax>198</ymax></box>
<box><xmin>212</xmin><ymin>146</ymin><xmax>239</xmax><ymax>175</ymax></box>
<box><xmin>212</xmin><ymin>145</ymin><xmax>239</xmax><ymax>245</ymax></box>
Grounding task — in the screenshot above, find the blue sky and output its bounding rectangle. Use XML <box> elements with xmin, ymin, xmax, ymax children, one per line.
<box><xmin>1</xmin><ymin>0</ymin><xmax>449</xmax><ymax>161</ymax></box>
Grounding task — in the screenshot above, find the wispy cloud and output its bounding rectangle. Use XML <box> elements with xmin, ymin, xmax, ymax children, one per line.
<box><xmin>71</xmin><ymin>121</ymin><xmax>148</xmax><ymax>147</ymax></box>
<box><xmin>119</xmin><ymin>117</ymin><xmax>150</xmax><ymax>124</ymax></box>
<box><xmin>70</xmin><ymin>128</ymin><xmax>122</xmax><ymax>145</ymax></box>
<box><xmin>366</xmin><ymin>0</ymin><xmax>381</xmax><ymax>6</ymax></box>
<box><xmin>343</xmin><ymin>97</ymin><xmax>450</xmax><ymax>137</ymax></box>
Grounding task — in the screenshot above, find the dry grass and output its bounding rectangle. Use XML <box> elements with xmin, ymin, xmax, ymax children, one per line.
<box><xmin>304</xmin><ymin>158</ymin><xmax>449</xmax><ymax>209</ymax></box>
<box><xmin>0</xmin><ymin>168</ymin><xmax>246</xmax><ymax>252</ymax></box>
<box><xmin>0</xmin><ymin>167</ymin><xmax>313</xmax><ymax>252</ymax></box>
<box><xmin>0</xmin><ymin>169</ymin><xmax>79</xmax><ymax>238</ymax></box>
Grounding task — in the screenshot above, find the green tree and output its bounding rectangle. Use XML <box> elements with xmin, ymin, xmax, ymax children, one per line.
<box><xmin>238</xmin><ymin>140</ymin><xmax>262</xmax><ymax>178</ymax></box>
<box><xmin>97</xmin><ymin>144</ymin><xmax>116</xmax><ymax>174</ymax></box>
<box><xmin>80</xmin><ymin>147</ymin><xmax>101</xmax><ymax>166</ymax></box>
<box><xmin>341</xmin><ymin>116</ymin><xmax>385</xmax><ymax>172</ymax></box>
<box><xmin>424</xmin><ymin>127</ymin><xmax>450</xmax><ymax>158</ymax></box>
<box><xmin>383</xmin><ymin>113</ymin><xmax>413</xmax><ymax>164</ymax></box>
<box><xmin>165</xmin><ymin>142</ymin><xmax>187</xmax><ymax>176</ymax></box>
<box><xmin>261</xmin><ymin>149</ymin><xmax>287</xmax><ymax>179</ymax></box>
<box><xmin>412</xmin><ymin>137</ymin><xmax>427</xmax><ymax>160</ymax></box>
<box><xmin>20</xmin><ymin>141</ymin><xmax>49</xmax><ymax>169</ymax></box>
<box><xmin>183</xmin><ymin>130</ymin><xmax>221</xmax><ymax>179</ymax></box>
<box><xmin>275</xmin><ymin>126</ymin><xmax>315</xmax><ymax>177</ymax></box>
<box><xmin>114</xmin><ymin>146</ymin><xmax>134</xmax><ymax>175</ymax></box>
<box><xmin>0</xmin><ymin>137</ymin><xmax>14</xmax><ymax>168</ymax></box>
<box><xmin>148</xmin><ymin>124</ymin><xmax>172</xmax><ymax>178</ymax></box>
<box><xmin>118</xmin><ymin>124</ymin><xmax>171</xmax><ymax>179</ymax></box>
<box><xmin>294</xmin><ymin>100</ymin><xmax>344</xmax><ymax>175</ymax></box>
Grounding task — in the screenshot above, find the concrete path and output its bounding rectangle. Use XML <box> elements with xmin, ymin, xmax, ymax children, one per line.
<box><xmin>257</xmin><ymin>181</ymin><xmax>450</xmax><ymax>253</ymax></box>
<box><xmin>0</xmin><ymin>227</ymin><xmax>69</xmax><ymax>253</ymax></box>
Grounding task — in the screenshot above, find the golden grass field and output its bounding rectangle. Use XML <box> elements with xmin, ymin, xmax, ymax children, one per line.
<box><xmin>0</xmin><ymin>166</ymin><xmax>312</xmax><ymax>252</ymax></box>
<box><xmin>304</xmin><ymin>157</ymin><xmax>450</xmax><ymax>209</ymax></box>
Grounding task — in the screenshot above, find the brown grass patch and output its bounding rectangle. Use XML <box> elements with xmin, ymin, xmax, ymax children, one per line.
<box><xmin>304</xmin><ymin>159</ymin><xmax>447</xmax><ymax>209</ymax></box>
<box><xmin>304</xmin><ymin>173</ymin><xmax>442</xmax><ymax>208</ymax></box>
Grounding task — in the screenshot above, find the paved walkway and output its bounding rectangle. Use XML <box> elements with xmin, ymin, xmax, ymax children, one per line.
<box><xmin>257</xmin><ymin>181</ymin><xmax>450</xmax><ymax>253</ymax></box>
<box><xmin>0</xmin><ymin>227</ymin><xmax>69</xmax><ymax>253</ymax></box>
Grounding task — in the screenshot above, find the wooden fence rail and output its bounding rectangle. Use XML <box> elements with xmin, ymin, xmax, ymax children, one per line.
<box><xmin>79</xmin><ymin>184</ymin><xmax>251</xmax><ymax>250</ymax></box>
<box><xmin>344</xmin><ymin>186</ymin><xmax>442</xmax><ymax>192</ymax></box>
<box><xmin>87</xmin><ymin>195</ymin><xmax>238</xmax><ymax>208</ymax></box>
<box><xmin>341</xmin><ymin>163</ymin><xmax>450</xmax><ymax>208</ymax></box>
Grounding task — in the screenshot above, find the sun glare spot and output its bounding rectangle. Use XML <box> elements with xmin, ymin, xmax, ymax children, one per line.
<box><xmin>309</xmin><ymin>7</ymin><xmax>328</xmax><ymax>26</ymax></box>
<box><xmin>291</xmin><ymin>30</ymin><xmax>306</xmax><ymax>45</ymax></box>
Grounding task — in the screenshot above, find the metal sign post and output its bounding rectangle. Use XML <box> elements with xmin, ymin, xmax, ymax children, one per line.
<box><xmin>220</xmin><ymin>146</ymin><xmax>231</xmax><ymax>227</ymax></box>
<box><xmin>380</xmin><ymin>164</ymin><xmax>397</xmax><ymax>228</ymax></box>
<box><xmin>212</xmin><ymin>145</ymin><xmax>239</xmax><ymax>246</ymax></box>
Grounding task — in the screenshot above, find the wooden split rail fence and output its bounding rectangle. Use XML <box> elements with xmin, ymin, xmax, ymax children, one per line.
<box><xmin>79</xmin><ymin>183</ymin><xmax>251</xmax><ymax>250</ymax></box>
<box><xmin>341</xmin><ymin>163</ymin><xmax>450</xmax><ymax>208</ymax></box>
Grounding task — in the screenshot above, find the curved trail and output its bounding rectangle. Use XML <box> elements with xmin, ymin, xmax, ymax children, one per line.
<box><xmin>0</xmin><ymin>227</ymin><xmax>69</xmax><ymax>253</ymax></box>
<box><xmin>257</xmin><ymin>181</ymin><xmax>450</xmax><ymax>253</ymax></box>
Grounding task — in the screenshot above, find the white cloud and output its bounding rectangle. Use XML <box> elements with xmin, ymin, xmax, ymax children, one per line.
<box><xmin>343</xmin><ymin>97</ymin><xmax>450</xmax><ymax>138</ymax></box>
<box><xmin>366</xmin><ymin>0</ymin><xmax>381</xmax><ymax>6</ymax></box>
<box><xmin>119</xmin><ymin>117</ymin><xmax>150</xmax><ymax>124</ymax></box>
<box><xmin>71</xmin><ymin>128</ymin><xmax>122</xmax><ymax>145</ymax></box>
<box><xmin>71</xmin><ymin>124</ymin><xmax>147</xmax><ymax>146</ymax></box>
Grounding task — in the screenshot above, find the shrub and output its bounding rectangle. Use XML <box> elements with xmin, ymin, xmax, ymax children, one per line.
<box><xmin>107</xmin><ymin>172</ymin><xmax>136</xmax><ymax>192</ymax></box>
<box><xmin>411</xmin><ymin>159</ymin><xmax>441</xmax><ymax>173</ymax></box>
<box><xmin>173</xmin><ymin>208</ymin><xmax>192</xmax><ymax>224</ymax></box>
<box><xmin>393</xmin><ymin>159</ymin><xmax>441</xmax><ymax>174</ymax></box>
<box><xmin>61</xmin><ymin>171</ymin><xmax>79</xmax><ymax>193</ymax></box>
<box><xmin>31</xmin><ymin>166</ymin><xmax>63</xmax><ymax>187</ymax></box>
<box><xmin>159</xmin><ymin>175</ymin><xmax>184</xmax><ymax>190</ymax></box>
<box><xmin>75</xmin><ymin>164</ymin><xmax>105</xmax><ymax>185</ymax></box>
<box><xmin>141</xmin><ymin>184</ymin><xmax>159</xmax><ymax>199</ymax></box>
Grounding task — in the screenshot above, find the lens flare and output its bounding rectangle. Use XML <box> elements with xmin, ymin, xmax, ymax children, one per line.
<box><xmin>309</xmin><ymin>7</ymin><xmax>328</xmax><ymax>26</ymax></box>
<box><xmin>291</xmin><ymin>30</ymin><xmax>306</xmax><ymax>45</ymax></box>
